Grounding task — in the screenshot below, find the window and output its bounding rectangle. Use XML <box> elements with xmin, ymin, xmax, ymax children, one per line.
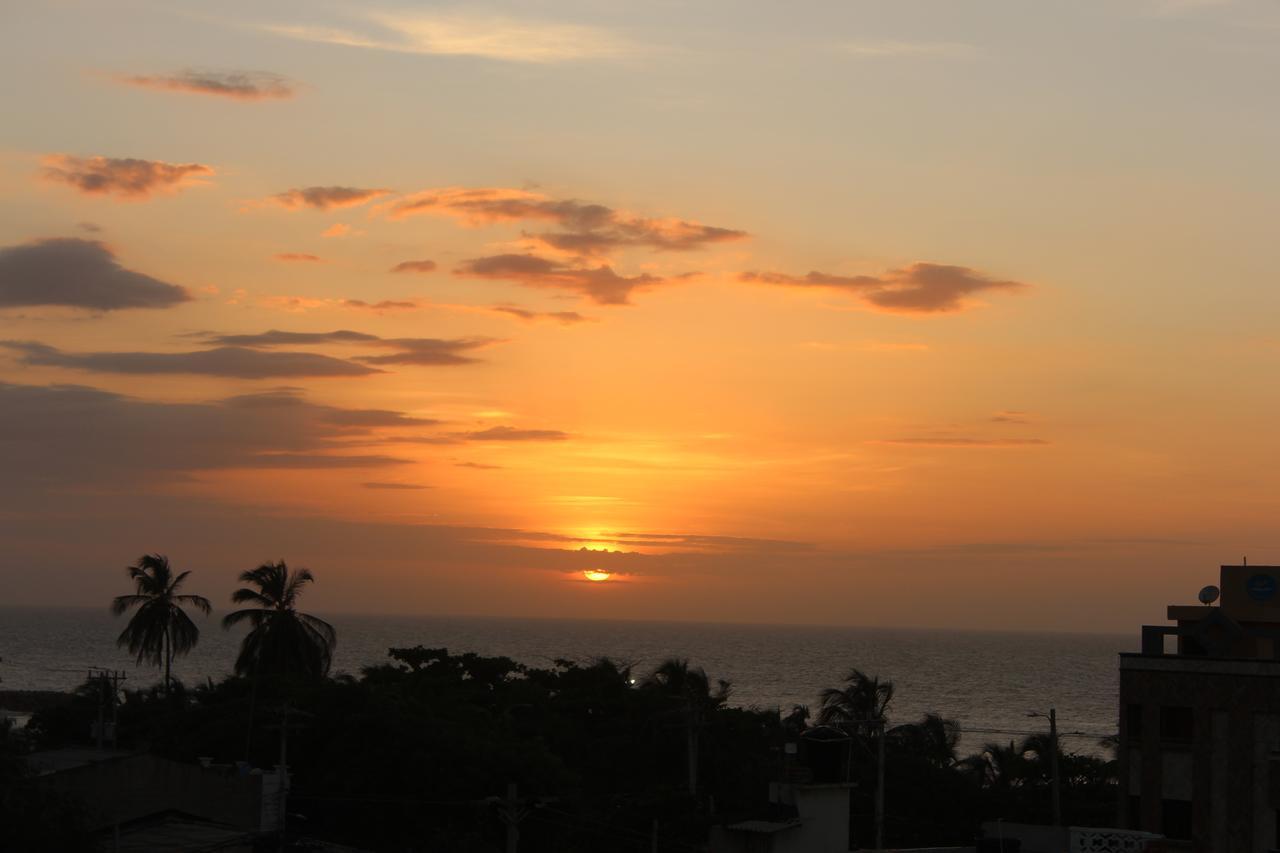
<box><xmin>1160</xmin><ymin>706</ymin><xmax>1194</xmax><ymax>742</ymax></box>
<box><xmin>1126</xmin><ymin>704</ymin><xmax>1144</xmax><ymax>740</ymax></box>
<box><xmin>1161</xmin><ymin>799</ymin><xmax>1192</xmax><ymax>840</ymax></box>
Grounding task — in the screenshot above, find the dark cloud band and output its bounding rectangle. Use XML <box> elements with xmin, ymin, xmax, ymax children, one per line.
<box><xmin>0</xmin><ymin>238</ymin><xmax>189</xmax><ymax>311</ymax></box>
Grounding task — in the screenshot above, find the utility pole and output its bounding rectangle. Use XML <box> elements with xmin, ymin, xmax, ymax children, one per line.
<box><xmin>1049</xmin><ymin>708</ymin><xmax>1061</xmax><ymax>827</ymax></box>
<box><xmin>88</xmin><ymin>669</ymin><xmax>125</xmax><ymax>750</ymax></box>
<box><xmin>1029</xmin><ymin>708</ymin><xmax>1062</xmax><ymax>826</ymax></box>
<box><xmin>495</xmin><ymin>782</ymin><xmax>528</xmax><ymax>853</ymax></box>
<box><xmin>92</xmin><ymin>669</ymin><xmax>104</xmax><ymax>750</ymax></box>
<box><xmin>265</xmin><ymin>703</ymin><xmax>309</xmax><ymax>852</ymax></box>
<box><xmin>874</xmin><ymin>720</ymin><xmax>885</xmax><ymax>851</ymax></box>
<box><xmin>651</xmin><ymin>817</ymin><xmax>659</xmax><ymax>853</ymax></box>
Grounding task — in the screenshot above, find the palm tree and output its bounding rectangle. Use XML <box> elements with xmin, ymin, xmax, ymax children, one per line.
<box><xmin>643</xmin><ymin>657</ymin><xmax>731</xmax><ymax>796</ymax></box>
<box><xmin>111</xmin><ymin>554</ymin><xmax>211</xmax><ymax>692</ymax></box>
<box><xmin>888</xmin><ymin>712</ymin><xmax>962</xmax><ymax>768</ymax></box>
<box><xmin>961</xmin><ymin>740</ymin><xmax>1029</xmax><ymax>790</ymax></box>
<box><xmin>222</xmin><ymin>560</ymin><xmax>335</xmax><ymax>680</ymax></box>
<box><xmin>817</xmin><ymin>668</ymin><xmax>895</xmax><ymax>728</ymax></box>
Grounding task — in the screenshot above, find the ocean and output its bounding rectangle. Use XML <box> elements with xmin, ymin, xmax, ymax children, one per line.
<box><xmin>0</xmin><ymin>607</ymin><xmax>1132</xmax><ymax>753</ymax></box>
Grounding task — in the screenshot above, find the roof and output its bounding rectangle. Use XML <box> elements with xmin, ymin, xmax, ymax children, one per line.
<box><xmin>110</xmin><ymin>815</ymin><xmax>251</xmax><ymax>853</ymax></box>
<box><xmin>724</xmin><ymin>819</ymin><xmax>801</xmax><ymax>834</ymax></box>
<box><xmin>27</xmin><ymin>747</ymin><xmax>135</xmax><ymax>775</ymax></box>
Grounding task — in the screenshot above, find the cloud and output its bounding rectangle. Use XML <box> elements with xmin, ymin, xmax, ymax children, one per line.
<box><xmin>199</xmin><ymin>328</ymin><xmax>498</xmax><ymax>367</ymax></box>
<box><xmin>490</xmin><ymin>305</ymin><xmax>591</xmax><ymax>325</ymax></box>
<box><xmin>363</xmin><ymin>481</ymin><xmax>431</xmax><ymax>490</ymax></box>
<box><xmin>0</xmin><ymin>383</ymin><xmax>435</xmax><ymax>488</ymax></box>
<box><xmin>382</xmin><ymin>187</ymin><xmax>746</xmax><ymax>257</ymax></box>
<box><xmin>270</xmin><ymin>186</ymin><xmax>392</xmax><ymax>211</ymax></box>
<box><xmin>206</xmin><ymin>329</ymin><xmax>380</xmax><ymax>346</ymax></box>
<box><xmin>991</xmin><ymin>410</ymin><xmax>1031</xmax><ymax>424</ymax></box>
<box><xmin>322</xmin><ymin>224</ymin><xmax>351</xmax><ymax>238</ymax></box>
<box><xmin>357</xmin><ymin>338</ymin><xmax>495</xmax><ymax>366</ymax></box>
<box><xmin>275</xmin><ymin>253</ymin><xmax>323</xmax><ymax>262</ymax></box>
<box><xmin>873</xmin><ymin>437</ymin><xmax>1048</xmax><ymax>448</ymax></box>
<box><xmin>265</xmin><ymin>11</ymin><xmax>636</xmax><ymax>63</ymax></box>
<box><xmin>390</xmin><ymin>259</ymin><xmax>437</xmax><ymax>274</ymax></box>
<box><xmin>238</xmin><ymin>453</ymin><xmax>409</xmax><ymax>468</ymax></box>
<box><xmin>740</xmin><ymin>263</ymin><xmax>1027</xmax><ymax>314</ymax></box>
<box><xmin>0</xmin><ymin>238</ymin><xmax>190</xmax><ymax>311</ymax></box>
<box><xmin>116</xmin><ymin>69</ymin><xmax>296</xmax><ymax>100</ymax></box>
<box><xmin>455</xmin><ymin>461</ymin><xmax>503</xmax><ymax>469</ymax></box>
<box><xmin>459</xmin><ymin>426</ymin><xmax>570</xmax><ymax>442</ymax></box>
<box><xmin>1</xmin><ymin>341</ymin><xmax>380</xmax><ymax>378</ymax></box>
<box><xmin>342</xmin><ymin>299</ymin><xmax>419</xmax><ymax>311</ymax></box>
<box><xmin>42</xmin><ymin>155</ymin><xmax>213</xmax><ymax>199</ymax></box>
<box><xmin>78</xmin><ymin>222</ymin><xmax>103</xmax><ymax>233</ymax></box>
<box><xmin>455</xmin><ymin>253</ymin><xmax>675</xmax><ymax>305</ymax></box>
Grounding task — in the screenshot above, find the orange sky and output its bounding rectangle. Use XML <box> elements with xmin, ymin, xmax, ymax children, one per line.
<box><xmin>2</xmin><ymin>1</ymin><xmax>1278</xmax><ymax>631</ymax></box>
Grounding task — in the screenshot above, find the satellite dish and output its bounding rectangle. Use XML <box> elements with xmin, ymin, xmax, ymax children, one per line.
<box><xmin>1198</xmin><ymin>585</ymin><xmax>1220</xmax><ymax>606</ymax></box>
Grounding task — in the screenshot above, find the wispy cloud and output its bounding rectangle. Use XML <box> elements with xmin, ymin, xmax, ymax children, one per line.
<box><xmin>491</xmin><ymin>305</ymin><xmax>592</xmax><ymax>325</ymax></box>
<box><xmin>363</xmin><ymin>481</ymin><xmax>431</xmax><ymax>490</ymax></box>
<box><xmin>741</xmin><ymin>263</ymin><xmax>1027</xmax><ymax>314</ymax></box>
<box><xmin>343</xmin><ymin>299</ymin><xmax>420</xmax><ymax>311</ymax></box>
<box><xmin>199</xmin><ymin>328</ymin><xmax>500</xmax><ymax>366</ymax></box>
<box><xmin>0</xmin><ymin>383</ymin><xmax>433</xmax><ymax>486</ymax></box>
<box><xmin>275</xmin><ymin>253</ymin><xmax>324</xmax><ymax>263</ymax></box>
<box><xmin>264</xmin><ymin>11</ymin><xmax>637</xmax><ymax>63</ymax></box>
<box><xmin>42</xmin><ymin>155</ymin><xmax>213</xmax><ymax>199</ymax></box>
<box><xmin>268</xmin><ymin>186</ymin><xmax>392</xmax><ymax>211</ymax></box>
<box><xmin>390</xmin><ymin>259</ymin><xmax>437</xmax><ymax>274</ymax></box>
<box><xmin>873</xmin><ymin>437</ymin><xmax>1048</xmax><ymax>448</ymax></box>
<box><xmin>458</xmin><ymin>426</ymin><xmax>570</xmax><ymax>442</ymax></box>
<box><xmin>381</xmin><ymin>187</ymin><xmax>746</xmax><ymax>258</ymax></box>
<box><xmin>456</xmin><ymin>253</ymin><xmax>685</xmax><ymax>305</ymax></box>
<box><xmin>0</xmin><ymin>238</ymin><xmax>189</xmax><ymax>311</ymax></box>
<box><xmin>1</xmin><ymin>341</ymin><xmax>380</xmax><ymax>378</ymax></box>
<box><xmin>116</xmin><ymin>69</ymin><xmax>296</xmax><ymax>100</ymax></box>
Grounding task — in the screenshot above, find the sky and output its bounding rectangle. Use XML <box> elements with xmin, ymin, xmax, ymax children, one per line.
<box><xmin>1</xmin><ymin>0</ymin><xmax>1278</xmax><ymax>632</ymax></box>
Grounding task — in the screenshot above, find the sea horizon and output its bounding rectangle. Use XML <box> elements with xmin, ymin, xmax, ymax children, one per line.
<box><xmin>1</xmin><ymin>605</ymin><xmax>1129</xmax><ymax>753</ymax></box>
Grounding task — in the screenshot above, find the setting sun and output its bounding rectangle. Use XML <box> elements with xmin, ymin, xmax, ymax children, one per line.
<box><xmin>583</xmin><ymin>570</ymin><xmax>613</xmax><ymax>583</ymax></box>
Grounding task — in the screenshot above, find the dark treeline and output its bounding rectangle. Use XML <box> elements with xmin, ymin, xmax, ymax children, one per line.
<box><xmin>1</xmin><ymin>555</ymin><xmax>1119</xmax><ymax>851</ymax></box>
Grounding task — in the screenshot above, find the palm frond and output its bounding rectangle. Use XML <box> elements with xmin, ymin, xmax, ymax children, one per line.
<box><xmin>175</xmin><ymin>594</ymin><xmax>213</xmax><ymax>614</ymax></box>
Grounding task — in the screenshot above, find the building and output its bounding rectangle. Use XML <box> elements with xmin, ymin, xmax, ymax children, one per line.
<box><xmin>710</xmin><ymin>724</ymin><xmax>856</xmax><ymax>853</ymax></box>
<box><xmin>1118</xmin><ymin>564</ymin><xmax>1280</xmax><ymax>852</ymax></box>
<box><xmin>30</xmin><ymin>748</ymin><xmax>283</xmax><ymax>851</ymax></box>
<box><xmin>710</xmin><ymin>782</ymin><xmax>853</xmax><ymax>853</ymax></box>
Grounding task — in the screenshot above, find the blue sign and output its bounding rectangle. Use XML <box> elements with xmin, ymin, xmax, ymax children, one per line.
<box><xmin>1246</xmin><ymin>573</ymin><xmax>1277</xmax><ymax>602</ymax></box>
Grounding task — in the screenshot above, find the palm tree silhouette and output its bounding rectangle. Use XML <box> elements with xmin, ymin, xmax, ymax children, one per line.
<box><xmin>887</xmin><ymin>712</ymin><xmax>961</xmax><ymax>768</ymax></box>
<box><xmin>962</xmin><ymin>740</ymin><xmax>1029</xmax><ymax>790</ymax></box>
<box><xmin>222</xmin><ymin>560</ymin><xmax>335</xmax><ymax>680</ymax></box>
<box><xmin>111</xmin><ymin>554</ymin><xmax>211</xmax><ymax>692</ymax></box>
<box><xmin>817</xmin><ymin>668</ymin><xmax>895</xmax><ymax>727</ymax></box>
<box><xmin>643</xmin><ymin>657</ymin><xmax>731</xmax><ymax>796</ymax></box>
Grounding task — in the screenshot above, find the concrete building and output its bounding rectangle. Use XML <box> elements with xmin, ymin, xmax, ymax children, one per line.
<box><xmin>1118</xmin><ymin>564</ymin><xmax>1280</xmax><ymax>852</ymax></box>
<box><xmin>30</xmin><ymin>748</ymin><xmax>282</xmax><ymax>851</ymax></box>
<box><xmin>710</xmin><ymin>724</ymin><xmax>856</xmax><ymax>853</ymax></box>
<box><xmin>710</xmin><ymin>783</ymin><xmax>854</xmax><ymax>853</ymax></box>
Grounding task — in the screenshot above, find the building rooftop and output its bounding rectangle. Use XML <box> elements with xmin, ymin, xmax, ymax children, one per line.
<box><xmin>27</xmin><ymin>747</ymin><xmax>135</xmax><ymax>775</ymax></box>
<box><xmin>1134</xmin><ymin>564</ymin><xmax>1280</xmax><ymax>660</ymax></box>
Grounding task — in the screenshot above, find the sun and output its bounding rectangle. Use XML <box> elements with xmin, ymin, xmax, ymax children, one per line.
<box><xmin>582</xmin><ymin>570</ymin><xmax>613</xmax><ymax>582</ymax></box>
